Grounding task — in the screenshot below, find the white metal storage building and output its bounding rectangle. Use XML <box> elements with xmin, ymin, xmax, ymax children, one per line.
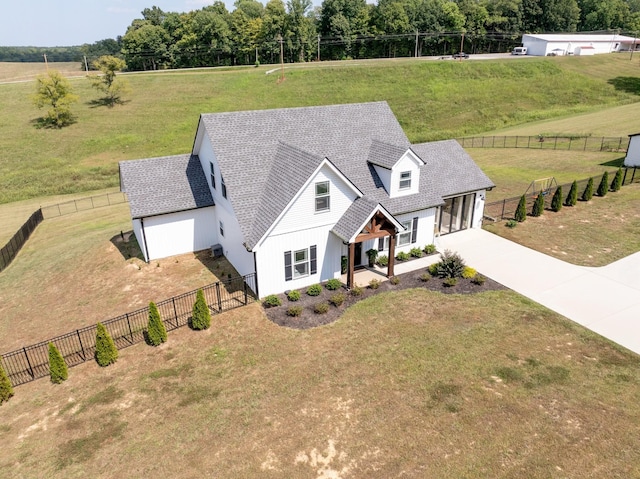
<box><xmin>521</xmin><ymin>34</ymin><xmax>639</xmax><ymax>56</ymax></box>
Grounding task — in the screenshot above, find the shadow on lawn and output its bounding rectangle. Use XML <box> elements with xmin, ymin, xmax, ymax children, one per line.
<box><xmin>608</xmin><ymin>77</ymin><xmax>640</xmax><ymax>95</ymax></box>
<box><xmin>599</xmin><ymin>157</ymin><xmax>625</xmax><ymax>167</ymax></box>
<box><xmin>110</xmin><ymin>230</ymin><xmax>144</xmax><ymax>261</ymax></box>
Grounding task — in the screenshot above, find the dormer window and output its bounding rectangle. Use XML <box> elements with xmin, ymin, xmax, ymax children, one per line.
<box><xmin>399</xmin><ymin>171</ymin><xmax>411</xmax><ymax>190</ymax></box>
<box><xmin>210</xmin><ymin>162</ymin><xmax>216</xmax><ymax>189</ymax></box>
<box><xmin>221</xmin><ymin>176</ymin><xmax>227</xmax><ymax>199</ymax></box>
<box><xmin>315</xmin><ymin>181</ymin><xmax>330</xmax><ymax>212</ymax></box>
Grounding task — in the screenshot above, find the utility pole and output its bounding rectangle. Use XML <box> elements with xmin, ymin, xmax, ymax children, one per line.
<box><xmin>631</xmin><ymin>33</ymin><xmax>637</xmax><ymax>60</ymax></box>
<box><xmin>83</xmin><ymin>55</ymin><xmax>89</xmax><ymax>72</ymax></box>
<box><xmin>459</xmin><ymin>32</ymin><xmax>465</xmax><ymax>59</ymax></box>
<box><xmin>415</xmin><ymin>30</ymin><xmax>419</xmax><ymax>58</ymax></box>
<box><xmin>279</xmin><ymin>34</ymin><xmax>285</xmax><ymax>82</ymax></box>
<box><xmin>43</xmin><ymin>53</ymin><xmax>48</xmax><ymax>70</ymax></box>
<box><xmin>317</xmin><ymin>34</ymin><xmax>320</xmax><ymax>62</ymax></box>
<box><xmin>255</xmin><ymin>46</ymin><xmax>258</xmax><ymax>65</ymax></box>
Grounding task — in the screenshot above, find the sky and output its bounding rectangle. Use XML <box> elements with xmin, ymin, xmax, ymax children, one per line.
<box><xmin>0</xmin><ymin>0</ymin><xmax>234</xmax><ymax>47</ymax></box>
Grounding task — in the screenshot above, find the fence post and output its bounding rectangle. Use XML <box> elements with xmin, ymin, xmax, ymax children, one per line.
<box><xmin>618</xmin><ymin>137</ymin><xmax>623</xmax><ymax>151</ymax></box>
<box><xmin>501</xmin><ymin>199</ymin><xmax>506</xmax><ymax>221</ymax></box>
<box><xmin>600</xmin><ymin>137</ymin><xmax>605</xmax><ymax>151</ymax></box>
<box><xmin>107</xmin><ymin>193</ymin><xmax>111</xmax><ymax>205</ymax></box>
<box><xmin>76</xmin><ymin>330</ymin><xmax>86</xmax><ymax>360</ymax></box>
<box><xmin>90</xmin><ymin>196</ymin><xmax>94</xmax><ymax>208</ymax></box>
<box><xmin>23</xmin><ymin>348</ymin><xmax>34</xmax><ymax>379</ymax></box>
<box><xmin>172</xmin><ymin>298</ymin><xmax>179</xmax><ymax>327</ymax></box>
<box><xmin>515</xmin><ymin>136</ymin><xmax>518</xmax><ymax>148</ymax></box>
<box><xmin>492</xmin><ymin>136</ymin><xmax>495</xmax><ymax>148</ymax></box>
<box><xmin>243</xmin><ymin>281</ymin><xmax>248</xmax><ymax>305</ymax></box>
<box><xmin>126</xmin><ymin>313</ymin><xmax>134</xmax><ymax>341</ymax></box>
<box><xmin>215</xmin><ymin>282</ymin><xmax>222</xmax><ymax>312</ymax></box>
<box><xmin>554</xmin><ymin>137</ymin><xmax>558</xmax><ymax>150</ymax></box>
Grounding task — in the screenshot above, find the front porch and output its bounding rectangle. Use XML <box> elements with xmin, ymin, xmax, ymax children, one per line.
<box><xmin>341</xmin><ymin>252</ymin><xmax>442</xmax><ymax>288</ymax></box>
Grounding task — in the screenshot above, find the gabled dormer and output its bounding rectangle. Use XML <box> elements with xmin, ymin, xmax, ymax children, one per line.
<box><xmin>368</xmin><ymin>140</ymin><xmax>424</xmax><ymax>198</ymax></box>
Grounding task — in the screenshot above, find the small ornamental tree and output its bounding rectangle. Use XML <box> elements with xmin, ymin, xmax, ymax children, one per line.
<box><xmin>48</xmin><ymin>343</ymin><xmax>68</xmax><ymax>384</ymax></box>
<box><xmin>551</xmin><ymin>186</ymin><xmax>562</xmax><ymax>212</ymax></box>
<box><xmin>95</xmin><ymin>323</ymin><xmax>118</xmax><ymax>367</ymax></box>
<box><xmin>0</xmin><ymin>361</ymin><xmax>14</xmax><ymax>404</ymax></box>
<box><xmin>597</xmin><ymin>172</ymin><xmax>608</xmax><ymax>197</ymax></box>
<box><xmin>532</xmin><ymin>193</ymin><xmax>545</xmax><ymax>217</ymax></box>
<box><xmin>514</xmin><ymin>195</ymin><xmax>527</xmax><ymax>222</ymax></box>
<box><xmin>147</xmin><ymin>301</ymin><xmax>167</xmax><ymax>346</ymax></box>
<box><xmin>32</xmin><ymin>70</ymin><xmax>78</xmax><ymax>128</ymax></box>
<box><xmin>582</xmin><ymin>177</ymin><xmax>594</xmax><ymax>201</ymax></box>
<box><xmin>192</xmin><ymin>289</ymin><xmax>211</xmax><ymax>330</ymax></box>
<box><xmin>566</xmin><ymin>180</ymin><xmax>578</xmax><ymax>206</ymax></box>
<box><xmin>611</xmin><ymin>168</ymin><xmax>623</xmax><ymax>192</ymax></box>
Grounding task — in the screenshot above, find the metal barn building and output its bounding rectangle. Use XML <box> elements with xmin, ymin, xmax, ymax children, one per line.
<box><xmin>521</xmin><ymin>34</ymin><xmax>639</xmax><ymax>56</ymax></box>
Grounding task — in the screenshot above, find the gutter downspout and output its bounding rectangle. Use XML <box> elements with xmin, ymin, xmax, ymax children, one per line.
<box><xmin>140</xmin><ymin>217</ymin><xmax>150</xmax><ymax>263</ymax></box>
<box><xmin>253</xmin><ymin>251</ymin><xmax>259</xmax><ymax>298</ymax></box>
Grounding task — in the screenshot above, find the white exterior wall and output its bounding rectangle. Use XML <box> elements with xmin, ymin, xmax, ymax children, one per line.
<box><xmin>522</xmin><ymin>37</ymin><xmax>548</xmax><ymax>56</ymax></box>
<box><xmin>140</xmin><ymin>207</ymin><xmax>218</xmax><ymax>262</ymax></box>
<box><xmin>390</xmin><ymin>155</ymin><xmax>420</xmax><ymax>198</ymax></box>
<box><xmin>625</xmin><ymin>136</ymin><xmax>640</xmax><ymax>167</ymax></box>
<box><xmin>376</xmin><ymin>209</ymin><xmax>436</xmax><ymax>257</ymax></box>
<box><xmin>373</xmin><ymin>165</ymin><xmax>391</xmax><ymax>194</ymax></box>
<box><xmin>132</xmin><ymin>218</ymin><xmax>146</xmax><ymax>260</ymax></box>
<box><xmin>256</xmin><ymin>227</ymin><xmax>344</xmax><ymax>297</ymax></box>
<box><xmin>270</xmin><ymin>165</ymin><xmax>360</xmax><ymax>236</ymax></box>
<box><xmin>523</xmin><ymin>35</ymin><xmax>622</xmax><ymax>56</ymax></box>
<box><xmin>472</xmin><ymin>190</ymin><xmax>486</xmax><ymax>228</ymax></box>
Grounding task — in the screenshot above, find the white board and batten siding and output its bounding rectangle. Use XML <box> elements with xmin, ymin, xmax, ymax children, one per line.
<box><xmin>254</xmin><ymin>164</ymin><xmax>360</xmax><ymax>297</ymax></box>
<box><xmin>373</xmin><ymin>208</ymin><xmax>437</xmax><ymax>257</ymax></box>
<box><xmin>472</xmin><ymin>191</ymin><xmax>487</xmax><ymax>228</ymax></box>
<box><xmin>136</xmin><ymin>207</ymin><xmax>218</xmax><ymax>262</ymax></box>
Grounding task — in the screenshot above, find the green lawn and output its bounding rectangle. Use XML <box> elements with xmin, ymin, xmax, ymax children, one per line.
<box><xmin>1</xmin><ymin>56</ymin><xmax>638</xmax><ymax>204</ymax></box>
<box><xmin>1</xmin><ymin>293</ymin><xmax>639</xmax><ymax>477</ymax></box>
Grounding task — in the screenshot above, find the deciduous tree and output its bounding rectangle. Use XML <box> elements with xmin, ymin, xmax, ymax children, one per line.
<box><xmin>32</xmin><ymin>70</ymin><xmax>78</xmax><ymax>128</ymax></box>
<box><xmin>90</xmin><ymin>55</ymin><xmax>129</xmax><ymax>106</ymax></box>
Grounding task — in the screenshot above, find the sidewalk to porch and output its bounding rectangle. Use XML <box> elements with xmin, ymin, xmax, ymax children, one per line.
<box><xmin>341</xmin><ymin>253</ymin><xmax>442</xmax><ymax>287</ymax></box>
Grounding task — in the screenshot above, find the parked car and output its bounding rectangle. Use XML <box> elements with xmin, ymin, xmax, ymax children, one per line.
<box><xmin>512</xmin><ymin>46</ymin><xmax>527</xmax><ymax>55</ymax></box>
<box><xmin>452</xmin><ymin>52</ymin><xmax>469</xmax><ymax>59</ymax></box>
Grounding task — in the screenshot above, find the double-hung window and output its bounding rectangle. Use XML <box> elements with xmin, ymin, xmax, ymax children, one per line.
<box><xmin>293</xmin><ymin>248</ymin><xmax>309</xmax><ymax>278</ymax></box>
<box><xmin>221</xmin><ymin>176</ymin><xmax>227</xmax><ymax>199</ymax></box>
<box><xmin>210</xmin><ymin>162</ymin><xmax>216</xmax><ymax>189</ymax></box>
<box><xmin>398</xmin><ymin>220</ymin><xmax>412</xmax><ymax>246</ymax></box>
<box><xmin>315</xmin><ymin>181</ymin><xmax>330</xmax><ymax>212</ymax></box>
<box><xmin>219</xmin><ymin>220</ymin><xmax>224</xmax><ymax>237</ymax></box>
<box><xmin>399</xmin><ymin>171</ymin><xmax>411</xmax><ymax>190</ymax></box>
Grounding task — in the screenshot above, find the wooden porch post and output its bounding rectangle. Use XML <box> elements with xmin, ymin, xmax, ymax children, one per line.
<box><xmin>387</xmin><ymin>234</ymin><xmax>396</xmax><ymax>278</ymax></box>
<box><xmin>348</xmin><ymin>242</ymin><xmax>355</xmax><ymax>289</ymax></box>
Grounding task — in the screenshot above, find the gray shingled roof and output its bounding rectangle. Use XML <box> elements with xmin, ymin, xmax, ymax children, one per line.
<box><xmin>119</xmin><ymin>154</ymin><xmax>214</xmax><ymax>219</ymax></box>
<box><xmin>332</xmin><ymin>196</ymin><xmax>404</xmax><ymax>243</ymax></box>
<box><xmin>200</xmin><ymin>102</ymin><xmax>449</xmax><ymax>249</ymax></box>
<box><xmin>411</xmin><ymin>140</ymin><xmax>495</xmax><ymax>198</ymax></box>
<box><xmin>367</xmin><ymin>139</ymin><xmax>409</xmax><ymax>169</ymax></box>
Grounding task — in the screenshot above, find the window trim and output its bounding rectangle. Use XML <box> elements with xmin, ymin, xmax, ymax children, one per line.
<box><xmin>210</xmin><ymin>162</ymin><xmax>216</xmax><ymax>189</ymax></box>
<box><xmin>315</xmin><ymin>181</ymin><xmax>330</xmax><ymax>213</ymax></box>
<box><xmin>221</xmin><ymin>176</ymin><xmax>227</xmax><ymax>199</ymax></box>
<box><xmin>399</xmin><ymin>171</ymin><xmax>412</xmax><ymax>190</ymax></box>
<box><xmin>293</xmin><ymin>248</ymin><xmax>309</xmax><ymax>279</ymax></box>
<box><xmin>398</xmin><ymin>220</ymin><xmax>412</xmax><ymax>246</ymax></box>
<box><xmin>219</xmin><ymin>220</ymin><xmax>224</xmax><ymax>237</ymax></box>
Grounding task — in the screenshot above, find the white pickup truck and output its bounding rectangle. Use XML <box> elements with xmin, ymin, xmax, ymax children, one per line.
<box><xmin>512</xmin><ymin>46</ymin><xmax>527</xmax><ymax>55</ymax></box>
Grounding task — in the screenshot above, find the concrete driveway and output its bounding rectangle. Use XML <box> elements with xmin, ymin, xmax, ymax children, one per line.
<box><xmin>439</xmin><ymin>229</ymin><xmax>640</xmax><ymax>356</ymax></box>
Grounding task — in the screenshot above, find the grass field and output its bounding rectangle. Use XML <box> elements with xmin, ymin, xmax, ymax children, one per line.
<box><xmin>484</xmin><ymin>182</ymin><xmax>640</xmax><ymax>267</ymax></box>
<box><xmin>1</xmin><ymin>55</ymin><xmax>639</xmax><ymax>204</ymax></box>
<box><xmin>1</xmin><ymin>292</ymin><xmax>639</xmax><ymax>478</ymax></box>
<box><xmin>0</xmin><ymin>61</ymin><xmax>82</xmax><ymax>83</ymax></box>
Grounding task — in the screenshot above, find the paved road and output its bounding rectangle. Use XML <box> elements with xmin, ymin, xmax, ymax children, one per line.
<box><xmin>439</xmin><ymin>228</ymin><xmax>640</xmax><ymax>355</ymax></box>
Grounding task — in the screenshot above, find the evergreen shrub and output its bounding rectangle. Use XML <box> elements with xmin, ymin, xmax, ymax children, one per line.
<box><xmin>582</xmin><ymin>177</ymin><xmax>594</xmax><ymax>201</ymax></box>
<box><xmin>532</xmin><ymin>193</ymin><xmax>544</xmax><ymax>217</ymax></box>
<box><xmin>307</xmin><ymin>284</ymin><xmax>322</xmax><ymax>296</ymax></box>
<box><xmin>515</xmin><ymin>195</ymin><xmax>527</xmax><ymax>222</ymax></box>
<box><xmin>147</xmin><ymin>301</ymin><xmax>167</xmax><ymax>346</ymax></box>
<box><xmin>192</xmin><ymin>289</ymin><xmax>211</xmax><ymax>330</ymax></box>
<box><xmin>551</xmin><ymin>186</ymin><xmax>562</xmax><ymax>212</ymax></box>
<box><xmin>0</xmin><ymin>362</ymin><xmax>13</xmax><ymax>404</ymax></box>
<box><xmin>597</xmin><ymin>172</ymin><xmax>608</xmax><ymax>196</ymax></box>
<box><xmin>325</xmin><ymin>279</ymin><xmax>342</xmax><ymax>290</ymax></box>
<box><xmin>377</xmin><ymin>254</ymin><xmax>388</xmax><ymax>266</ymax></box>
<box><xmin>48</xmin><ymin>342</ymin><xmax>68</xmax><ymax>384</ymax></box>
<box><xmin>611</xmin><ymin>168</ymin><xmax>623</xmax><ymax>192</ymax></box>
<box><xmin>287</xmin><ymin>290</ymin><xmax>300</xmax><ymax>301</ymax></box>
<box><xmin>95</xmin><ymin>323</ymin><xmax>118</xmax><ymax>367</ymax></box>
<box><xmin>566</xmin><ymin>180</ymin><xmax>578</xmax><ymax>206</ymax></box>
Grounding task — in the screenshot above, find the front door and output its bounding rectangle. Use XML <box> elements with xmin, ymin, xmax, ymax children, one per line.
<box><xmin>353</xmin><ymin>242</ymin><xmax>363</xmax><ymax>267</ymax></box>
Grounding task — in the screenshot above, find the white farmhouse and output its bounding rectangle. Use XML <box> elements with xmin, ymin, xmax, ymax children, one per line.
<box><xmin>522</xmin><ymin>34</ymin><xmax>639</xmax><ymax>56</ymax></box>
<box><xmin>119</xmin><ymin>102</ymin><xmax>494</xmax><ymax>297</ymax></box>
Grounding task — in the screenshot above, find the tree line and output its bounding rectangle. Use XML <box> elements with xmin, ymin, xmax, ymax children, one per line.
<box><xmin>2</xmin><ymin>0</ymin><xmax>640</xmax><ymax>68</ymax></box>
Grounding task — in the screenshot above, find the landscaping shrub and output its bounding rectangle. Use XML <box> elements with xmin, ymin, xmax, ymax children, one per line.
<box><xmin>314</xmin><ymin>302</ymin><xmax>329</xmax><ymax>314</ymax></box>
<box><xmin>566</xmin><ymin>180</ymin><xmax>578</xmax><ymax>206</ymax></box>
<box><xmin>443</xmin><ymin>277</ymin><xmax>458</xmax><ymax>287</ymax></box>
<box><xmin>396</xmin><ymin>251</ymin><xmax>410</xmax><ymax>261</ymax></box>
<box><xmin>505</xmin><ymin>219</ymin><xmax>517</xmax><ymax>228</ymax></box>
<box><xmin>287</xmin><ymin>290</ymin><xmax>300</xmax><ymax>301</ymax></box>
<box><xmin>366</xmin><ymin>248</ymin><xmax>378</xmax><ymax>266</ymax></box>
<box><xmin>307</xmin><ymin>284</ymin><xmax>322</xmax><ymax>296</ymax></box>
<box><xmin>95</xmin><ymin>323</ymin><xmax>118</xmax><ymax>367</ymax></box>
<box><xmin>325</xmin><ymin>279</ymin><xmax>342</xmax><ymax>290</ymax></box>
<box><xmin>376</xmin><ymin>254</ymin><xmax>388</xmax><ymax>267</ymax></box>
<box><xmin>551</xmin><ymin>186</ymin><xmax>562</xmax><ymax>212</ymax></box>
<box><xmin>582</xmin><ymin>177</ymin><xmax>594</xmax><ymax>201</ymax></box>
<box><xmin>147</xmin><ymin>301</ymin><xmax>168</xmax><ymax>346</ymax></box>
<box><xmin>368</xmin><ymin>279</ymin><xmax>380</xmax><ymax>289</ymax></box>
<box><xmin>424</xmin><ymin>244</ymin><xmax>436</xmax><ymax>254</ymax></box>
<box><xmin>462</xmin><ymin>266</ymin><xmax>477</xmax><ymax>279</ymax></box>
<box><xmin>192</xmin><ymin>289</ymin><xmax>211</xmax><ymax>330</ymax></box>
<box><xmin>471</xmin><ymin>274</ymin><xmax>486</xmax><ymax>285</ymax></box>
<box><xmin>329</xmin><ymin>293</ymin><xmax>345</xmax><ymax>306</ymax></box>
<box><xmin>287</xmin><ymin>306</ymin><xmax>302</xmax><ymax>317</ymax></box>
<box><xmin>514</xmin><ymin>195</ymin><xmax>527</xmax><ymax>222</ymax></box>
<box><xmin>48</xmin><ymin>342</ymin><xmax>68</xmax><ymax>384</ymax></box>
<box><xmin>390</xmin><ymin>276</ymin><xmax>400</xmax><ymax>285</ymax></box>
<box><xmin>0</xmin><ymin>362</ymin><xmax>13</xmax><ymax>404</ymax></box>
<box><xmin>611</xmin><ymin>168</ymin><xmax>623</xmax><ymax>192</ymax></box>
<box><xmin>531</xmin><ymin>193</ymin><xmax>544</xmax><ymax>217</ymax></box>
<box><xmin>597</xmin><ymin>171</ymin><xmax>608</xmax><ymax>197</ymax></box>
<box><xmin>420</xmin><ymin>272</ymin><xmax>431</xmax><ymax>282</ymax></box>
<box><xmin>350</xmin><ymin>285</ymin><xmax>363</xmax><ymax>296</ymax></box>
<box><xmin>409</xmin><ymin>247</ymin><xmax>423</xmax><ymax>258</ymax></box>
<box><xmin>428</xmin><ymin>263</ymin><xmax>439</xmax><ymax>275</ymax></box>
<box><xmin>433</xmin><ymin>250</ymin><xmax>466</xmax><ymax>279</ymax></box>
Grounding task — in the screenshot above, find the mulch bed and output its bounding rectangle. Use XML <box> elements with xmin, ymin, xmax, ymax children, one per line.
<box><xmin>263</xmin><ymin>268</ymin><xmax>507</xmax><ymax>330</ymax></box>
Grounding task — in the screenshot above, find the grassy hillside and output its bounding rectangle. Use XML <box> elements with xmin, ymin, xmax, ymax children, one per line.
<box><xmin>0</xmin><ymin>56</ymin><xmax>638</xmax><ymax>204</ymax></box>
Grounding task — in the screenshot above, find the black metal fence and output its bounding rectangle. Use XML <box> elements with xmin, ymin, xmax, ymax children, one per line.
<box><xmin>1</xmin><ymin>273</ymin><xmax>257</xmax><ymax>387</ymax></box>
<box><xmin>457</xmin><ymin>135</ymin><xmax>629</xmax><ymax>153</ymax></box>
<box><xmin>485</xmin><ymin>167</ymin><xmax>638</xmax><ymax>222</ymax></box>
<box><xmin>0</xmin><ymin>208</ymin><xmax>43</xmax><ymax>273</ymax></box>
<box><xmin>41</xmin><ymin>191</ymin><xmax>127</xmax><ymax>219</ymax></box>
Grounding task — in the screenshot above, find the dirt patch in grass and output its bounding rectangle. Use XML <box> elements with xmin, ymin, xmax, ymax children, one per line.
<box><xmin>484</xmin><ymin>182</ymin><xmax>640</xmax><ymax>267</ymax></box>
<box><xmin>264</xmin><ymin>266</ymin><xmax>506</xmax><ymax>329</ymax></box>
